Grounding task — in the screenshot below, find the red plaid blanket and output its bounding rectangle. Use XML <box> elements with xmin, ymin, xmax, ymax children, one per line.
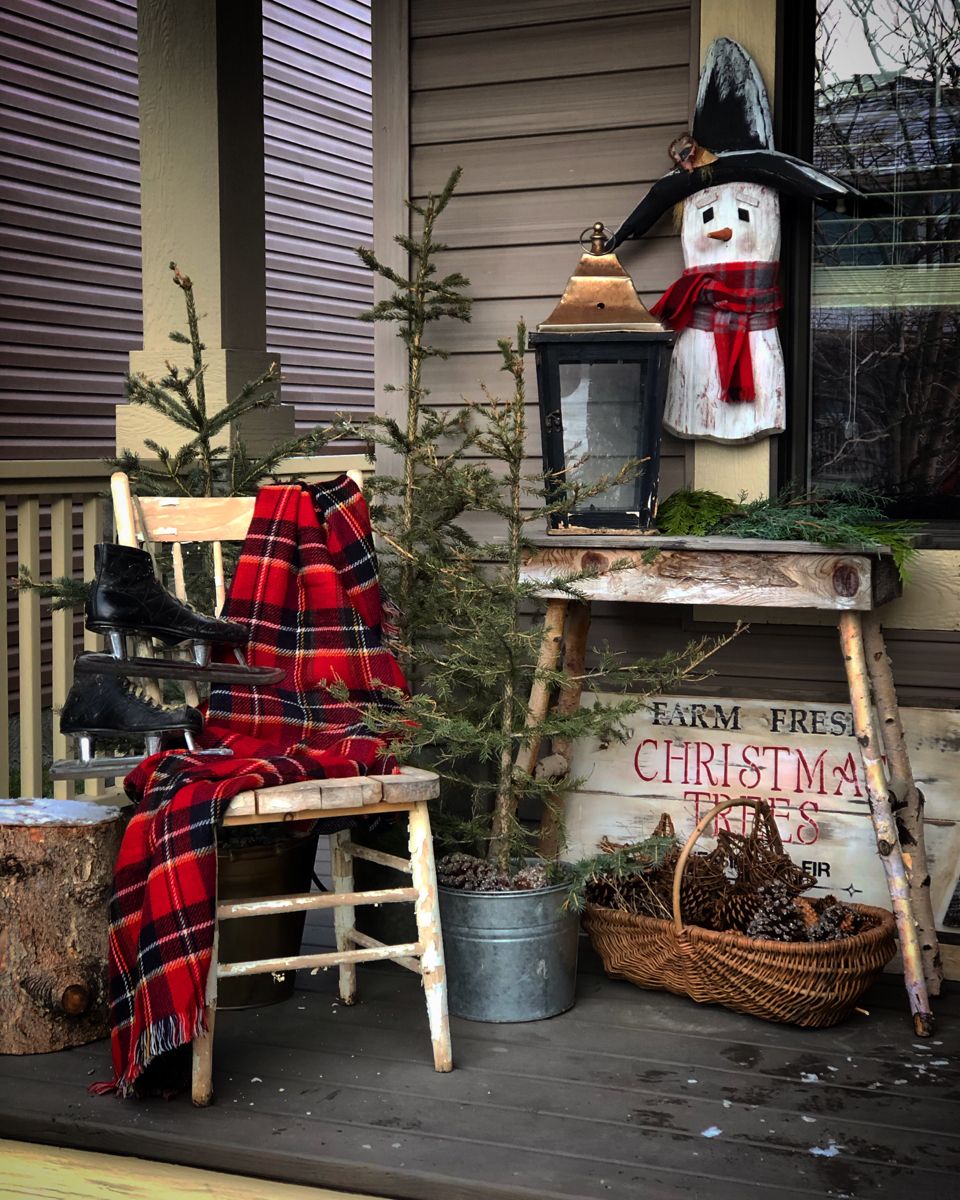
<box><xmin>95</xmin><ymin>477</ymin><xmax>407</xmax><ymax>1097</ymax></box>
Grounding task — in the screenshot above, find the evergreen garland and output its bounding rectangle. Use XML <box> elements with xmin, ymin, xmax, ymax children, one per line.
<box><xmin>655</xmin><ymin>488</ymin><xmax>738</xmax><ymax>537</ymax></box>
<box><xmin>657</xmin><ymin>486</ymin><xmax>920</xmax><ymax>580</ymax></box>
<box><xmin>565</xmin><ymin>833</ymin><xmax>679</xmax><ymax>912</ymax></box>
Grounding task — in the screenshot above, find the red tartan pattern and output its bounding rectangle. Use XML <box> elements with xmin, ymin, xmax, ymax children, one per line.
<box><xmin>95</xmin><ymin>478</ymin><xmax>407</xmax><ymax>1097</ymax></box>
<box><xmin>650</xmin><ymin>260</ymin><xmax>781</xmax><ymax>402</ymax></box>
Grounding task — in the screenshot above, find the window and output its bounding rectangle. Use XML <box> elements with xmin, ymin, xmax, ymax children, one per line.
<box><xmin>806</xmin><ymin>0</ymin><xmax>960</xmax><ymax>518</ymax></box>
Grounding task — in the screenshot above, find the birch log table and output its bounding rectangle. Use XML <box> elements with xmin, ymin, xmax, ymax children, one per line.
<box><xmin>520</xmin><ymin>533</ymin><xmax>939</xmax><ymax>1036</ymax></box>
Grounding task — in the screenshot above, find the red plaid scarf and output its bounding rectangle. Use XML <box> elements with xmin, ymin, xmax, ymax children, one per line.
<box><xmin>94</xmin><ymin>478</ymin><xmax>407</xmax><ymax>1097</ymax></box>
<box><xmin>650</xmin><ymin>261</ymin><xmax>781</xmax><ymax>402</ymax></box>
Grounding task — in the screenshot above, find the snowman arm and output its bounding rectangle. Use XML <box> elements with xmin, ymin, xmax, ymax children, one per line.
<box><xmin>604</xmin><ymin>172</ymin><xmax>691</xmax><ymax>250</ymax></box>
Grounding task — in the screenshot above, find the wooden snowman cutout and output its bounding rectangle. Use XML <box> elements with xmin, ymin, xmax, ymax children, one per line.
<box><xmin>605</xmin><ymin>38</ymin><xmax>860</xmax><ymax>445</ymax></box>
<box><xmin>666</xmin><ymin>181</ymin><xmax>784</xmax><ymax>442</ymax></box>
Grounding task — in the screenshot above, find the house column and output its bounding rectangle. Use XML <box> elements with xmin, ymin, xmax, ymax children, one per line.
<box><xmin>117</xmin><ymin>0</ymin><xmax>293</xmax><ymax>458</ymax></box>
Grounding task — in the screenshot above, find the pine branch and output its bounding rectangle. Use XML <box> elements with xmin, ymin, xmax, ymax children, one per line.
<box><xmin>14</xmin><ymin>567</ymin><xmax>90</xmax><ymax>611</ymax></box>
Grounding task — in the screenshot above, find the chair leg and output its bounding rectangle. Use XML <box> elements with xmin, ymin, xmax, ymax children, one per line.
<box><xmin>408</xmin><ymin>801</ymin><xmax>453</xmax><ymax>1072</ymax></box>
<box><xmin>192</xmin><ymin>925</ymin><xmax>218</xmax><ymax>1106</ymax></box>
<box><xmin>331</xmin><ymin>828</ymin><xmax>358</xmax><ymax>1005</ymax></box>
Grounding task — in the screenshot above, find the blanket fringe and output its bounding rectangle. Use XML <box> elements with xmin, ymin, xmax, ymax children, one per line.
<box><xmin>92</xmin><ymin>1005</ymin><xmax>208</xmax><ymax>1098</ymax></box>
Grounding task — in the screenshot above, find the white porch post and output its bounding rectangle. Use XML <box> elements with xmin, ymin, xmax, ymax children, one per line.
<box><xmin>117</xmin><ymin>0</ymin><xmax>292</xmax><ymax>458</ymax></box>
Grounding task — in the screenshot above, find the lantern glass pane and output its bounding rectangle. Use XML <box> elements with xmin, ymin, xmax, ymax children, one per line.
<box><xmin>558</xmin><ymin>360</ymin><xmax>648</xmax><ymax>512</ymax></box>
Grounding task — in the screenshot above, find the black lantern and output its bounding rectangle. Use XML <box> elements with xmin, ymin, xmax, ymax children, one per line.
<box><xmin>530</xmin><ymin>222</ymin><xmax>674</xmax><ymax>532</ymax></box>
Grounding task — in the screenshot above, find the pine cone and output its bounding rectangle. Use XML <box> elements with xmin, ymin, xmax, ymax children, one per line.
<box><xmin>711</xmin><ymin>885</ymin><xmax>764</xmax><ymax>933</ymax></box>
<box><xmin>584</xmin><ymin>876</ymin><xmax>623</xmax><ymax>909</ymax></box>
<box><xmin>511</xmin><ymin>864</ymin><xmax>549</xmax><ymax>891</ymax></box>
<box><xmin>808</xmin><ymin>896</ymin><xmax>865</xmax><ymax>941</ymax></box>
<box><xmin>680</xmin><ymin>877</ymin><xmax>726</xmax><ymax>927</ymax></box>
<box><xmin>437</xmin><ymin>852</ymin><xmax>496</xmax><ymax>891</ymax></box>
<box><xmin>676</xmin><ymin>850</ymin><xmax>728</xmax><ymax>927</ymax></box>
<box><xmin>744</xmin><ymin>881</ymin><xmax>806</xmax><ymax>942</ymax></box>
<box><xmin>794</xmin><ymin>897</ymin><xmax>820</xmax><ymax>929</ymax></box>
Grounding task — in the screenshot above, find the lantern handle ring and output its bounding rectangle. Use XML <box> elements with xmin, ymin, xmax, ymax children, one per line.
<box><xmin>579</xmin><ymin>222</ymin><xmax>612</xmax><ymax>256</ymax></box>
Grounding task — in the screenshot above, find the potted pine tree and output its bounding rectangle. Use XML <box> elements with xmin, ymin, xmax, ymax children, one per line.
<box><xmin>353</xmin><ymin>174</ymin><xmax>723</xmax><ymax>1022</ymax></box>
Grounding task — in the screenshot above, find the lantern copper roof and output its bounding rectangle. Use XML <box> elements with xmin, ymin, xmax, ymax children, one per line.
<box><xmin>537</xmin><ymin>222</ymin><xmax>666</xmax><ymax>333</ymax></box>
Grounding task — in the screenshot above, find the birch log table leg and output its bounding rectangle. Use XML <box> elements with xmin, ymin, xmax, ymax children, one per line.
<box><xmin>493</xmin><ymin>598</ymin><xmax>568</xmax><ymax>855</ymax></box>
<box><xmin>513</xmin><ymin>598</ymin><xmax>568</xmax><ymax>779</ymax></box>
<box><xmin>538</xmin><ymin>601</ymin><xmax>591</xmax><ymax>859</ymax></box>
<box><xmin>0</xmin><ymin>799</ymin><xmax>124</xmax><ymax>1054</ymax></box>
<box><xmin>838</xmin><ymin>612</ymin><xmax>934</xmax><ymax>1036</ymax></box>
<box><xmin>862</xmin><ymin>613</ymin><xmax>942</xmax><ymax>996</ymax></box>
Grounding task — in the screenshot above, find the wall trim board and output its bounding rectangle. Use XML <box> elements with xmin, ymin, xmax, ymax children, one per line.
<box><xmin>371</xmin><ymin>0</ymin><xmax>409</xmax><ymax>478</ymax></box>
<box><xmin>691</xmin><ymin>0</ymin><xmax>777</xmax><ymax>502</ymax></box>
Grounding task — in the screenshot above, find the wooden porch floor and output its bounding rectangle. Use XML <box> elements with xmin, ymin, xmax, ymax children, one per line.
<box><xmin>1</xmin><ymin>936</ymin><xmax>957</xmax><ymax>1200</ymax></box>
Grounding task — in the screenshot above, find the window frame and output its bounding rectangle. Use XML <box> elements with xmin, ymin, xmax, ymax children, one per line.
<box><xmin>774</xmin><ymin>0</ymin><xmax>960</xmax><ymax>545</ymax></box>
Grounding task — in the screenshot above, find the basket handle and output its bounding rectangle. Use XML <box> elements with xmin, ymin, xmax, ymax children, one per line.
<box><xmin>671</xmin><ymin>798</ymin><xmax>766</xmax><ymax>934</ymax></box>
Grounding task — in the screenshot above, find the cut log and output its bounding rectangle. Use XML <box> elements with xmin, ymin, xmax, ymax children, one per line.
<box><xmin>0</xmin><ymin>798</ymin><xmax>125</xmax><ymax>1054</ymax></box>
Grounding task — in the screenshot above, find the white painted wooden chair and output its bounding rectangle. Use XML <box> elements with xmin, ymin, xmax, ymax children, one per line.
<box><xmin>109</xmin><ymin>471</ymin><xmax>452</xmax><ymax>1105</ymax></box>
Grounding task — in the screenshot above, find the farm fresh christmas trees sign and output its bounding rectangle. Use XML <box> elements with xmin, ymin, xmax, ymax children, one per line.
<box><xmin>565</xmin><ymin>694</ymin><xmax>960</xmax><ymax>930</ymax></box>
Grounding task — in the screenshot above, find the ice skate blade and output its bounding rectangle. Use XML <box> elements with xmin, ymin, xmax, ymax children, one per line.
<box><xmin>74</xmin><ymin>653</ymin><xmax>285</xmax><ymax>685</ymax></box>
<box><xmin>86</xmin><ymin>619</ymin><xmax>246</xmax><ymax>651</ymax></box>
<box><xmin>51</xmin><ymin>754</ymin><xmax>152</xmax><ymax>780</ymax></box>
<box><xmin>51</xmin><ymin>747</ymin><xmax>233</xmax><ymax>780</ymax></box>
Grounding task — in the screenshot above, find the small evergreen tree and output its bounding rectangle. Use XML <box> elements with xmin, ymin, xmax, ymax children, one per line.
<box><xmin>358</xmin><ymin>323</ymin><xmax>733</xmax><ymax>870</ymax></box>
<box><xmin>352</xmin><ymin>170</ymin><xmax>733</xmax><ymax>871</ymax></box>
<box><xmin>345</xmin><ymin>167</ymin><xmax>479</xmax><ymax>677</ymax></box>
<box><xmin>117</xmin><ymin>263</ymin><xmax>339</xmax><ymax>498</ymax></box>
<box><xmin>19</xmin><ymin>264</ymin><xmax>343</xmax><ymax>609</ymax></box>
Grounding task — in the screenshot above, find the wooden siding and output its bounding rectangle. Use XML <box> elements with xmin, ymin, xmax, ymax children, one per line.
<box><xmin>386</xmin><ymin>2</ymin><xmax>960</xmax><ymax>709</ymax></box>
<box><xmin>404</xmin><ymin>0</ymin><xmax>694</xmax><ymax>501</ymax></box>
<box><xmin>0</xmin><ymin>0</ymin><xmax>142</xmax><ymax>459</ymax></box>
<box><xmin>0</xmin><ymin>1</ymin><xmax>374</xmax><ymax>460</ymax></box>
<box><xmin>263</xmin><ymin>0</ymin><xmax>374</xmax><ymax>431</ymax></box>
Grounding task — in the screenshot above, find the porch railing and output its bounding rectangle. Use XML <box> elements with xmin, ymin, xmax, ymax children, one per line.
<box><xmin>1</xmin><ymin>454</ymin><xmax>372</xmax><ymax>801</ymax></box>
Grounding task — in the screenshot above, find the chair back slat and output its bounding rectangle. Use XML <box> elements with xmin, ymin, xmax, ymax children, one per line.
<box><xmin>110</xmin><ymin>467</ymin><xmax>365</xmax><ymax>620</ymax></box>
<box><xmin>212</xmin><ymin>541</ymin><xmax>227</xmax><ymax>615</ymax></box>
<box><xmin>127</xmin><ymin>495</ymin><xmax>256</xmax><ymax>545</ymax></box>
<box><xmin>171</xmin><ymin>541</ymin><xmax>188</xmax><ymax>602</ymax></box>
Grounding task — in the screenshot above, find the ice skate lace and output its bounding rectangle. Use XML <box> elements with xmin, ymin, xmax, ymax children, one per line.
<box><xmin>117</xmin><ymin>675</ymin><xmax>176</xmax><ymax>712</ymax></box>
<box><xmin>167</xmin><ymin>591</ymin><xmax>235</xmax><ymax>626</ymax></box>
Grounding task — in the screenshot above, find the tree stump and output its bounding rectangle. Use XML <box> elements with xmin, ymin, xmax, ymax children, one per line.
<box><xmin>0</xmin><ymin>798</ymin><xmax>125</xmax><ymax>1054</ymax></box>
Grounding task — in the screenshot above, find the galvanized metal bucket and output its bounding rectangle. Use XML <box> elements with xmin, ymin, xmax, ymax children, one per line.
<box><xmin>438</xmin><ymin>879</ymin><xmax>580</xmax><ymax>1022</ymax></box>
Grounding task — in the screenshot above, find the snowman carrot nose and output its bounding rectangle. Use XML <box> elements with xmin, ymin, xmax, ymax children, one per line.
<box><xmin>708</xmin><ymin>227</ymin><xmax>734</xmax><ymax>242</ymax></box>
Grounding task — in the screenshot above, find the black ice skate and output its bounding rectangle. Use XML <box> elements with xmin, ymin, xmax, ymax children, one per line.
<box><xmin>52</xmin><ymin>672</ymin><xmax>208</xmax><ymax>780</ymax></box>
<box><xmin>84</xmin><ymin>543</ymin><xmax>283</xmax><ymax>685</ymax></box>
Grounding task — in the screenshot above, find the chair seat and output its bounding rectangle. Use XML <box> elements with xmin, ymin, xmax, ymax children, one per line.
<box><xmin>224</xmin><ymin>766</ymin><xmax>440</xmax><ymax>820</ymax></box>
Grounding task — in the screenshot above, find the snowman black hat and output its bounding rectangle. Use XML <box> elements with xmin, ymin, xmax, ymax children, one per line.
<box><xmin>604</xmin><ymin>37</ymin><xmax>861</xmax><ymax>251</ymax></box>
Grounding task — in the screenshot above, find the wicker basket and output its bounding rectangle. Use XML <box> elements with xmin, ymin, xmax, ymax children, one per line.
<box><xmin>583</xmin><ymin>799</ymin><xmax>897</xmax><ymax>1027</ymax></box>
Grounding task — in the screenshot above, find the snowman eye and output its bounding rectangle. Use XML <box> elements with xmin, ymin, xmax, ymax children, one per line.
<box><xmin>737</xmin><ymin>207</ymin><xmax>750</xmax><ymax>222</ymax></box>
<box><xmin>701</xmin><ymin>207</ymin><xmax>714</xmax><ymax>224</ymax></box>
